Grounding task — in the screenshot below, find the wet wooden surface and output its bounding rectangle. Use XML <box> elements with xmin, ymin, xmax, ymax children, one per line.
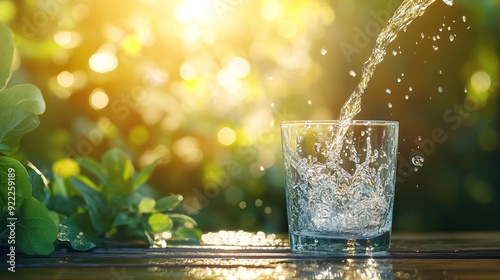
<box><xmin>2</xmin><ymin>232</ymin><xmax>500</xmax><ymax>279</ymax></box>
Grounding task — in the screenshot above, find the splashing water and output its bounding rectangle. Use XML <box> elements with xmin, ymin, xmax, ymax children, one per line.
<box><xmin>331</xmin><ymin>0</ymin><xmax>450</xmax><ymax>156</ymax></box>
<box><xmin>443</xmin><ymin>0</ymin><xmax>453</xmax><ymax>6</ymax></box>
<box><xmin>285</xmin><ymin>0</ymin><xmax>454</xmax><ymax>243</ymax></box>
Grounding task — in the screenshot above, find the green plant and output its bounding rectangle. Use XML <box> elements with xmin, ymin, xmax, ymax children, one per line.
<box><xmin>0</xmin><ymin>23</ymin><xmax>56</xmax><ymax>255</ymax></box>
<box><xmin>52</xmin><ymin>148</ymin><xmax>201</xmax><ymax>250</ymax></box>
<box><xmin>0</xmin><ymin>23</ymin><xmax>201</xmax><ymax>254</ymax></box>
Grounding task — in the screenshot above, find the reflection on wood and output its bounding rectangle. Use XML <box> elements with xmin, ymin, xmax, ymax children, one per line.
<box><xmin>2</xmin><ymin>232</ymin><xmax>500</xmax><ymax>279</ymax></box>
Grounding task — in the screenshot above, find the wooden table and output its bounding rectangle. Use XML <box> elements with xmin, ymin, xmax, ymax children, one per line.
<box><xmin>2</xmin><ymin>232</ymin><xmax>500</xmax><ymax>279</ymax></box>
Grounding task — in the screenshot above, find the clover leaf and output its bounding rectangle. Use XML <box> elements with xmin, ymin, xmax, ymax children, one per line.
<box><xmin>16</xmin><ymin>197</ymin><xmax>58</xmax><ymax>255</ymax></box>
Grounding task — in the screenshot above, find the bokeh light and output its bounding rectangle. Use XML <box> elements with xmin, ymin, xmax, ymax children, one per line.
<box><xmin>57</xmin><ymin>71</ymin><xmax>74</xmax><ymax>88</ymax></box>
<box><xmin>89</xmin><ymin>51</ymin><xmax>118</xmax><ymax>73</ymax></box>
<box><xmin>129</xmin><ymin>125</ymin><xmax>150</xmax><ymax>146</ymax></box>
<box><xmin>173</xmin><ymin>136</ymin><xmax>203</xmax><ymax>164</ymax></box>
<box><xmin>5</xmin><ymin>0</ymin><xmax>500</xmax><ymax>233</ymax></box>
<box><xmin>180</xmin><ymin>63</ymin><xmax>197</xmax><ymax>81</ymax></box>
<box><xmin>89</xmin><ymin>89</ymin><xmax>110</xmax><ymax>110</ymax></box>
<box><xmin>218</xmin><ymin>127</ymin><xmax>237</xmax><ymax>146</ymax></box>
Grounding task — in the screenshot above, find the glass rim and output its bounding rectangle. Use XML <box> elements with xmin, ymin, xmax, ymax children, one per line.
<box><xmin>281</xmin><ymin>120</ymin><xmax>399</xmax><ymax>126</ymax></box>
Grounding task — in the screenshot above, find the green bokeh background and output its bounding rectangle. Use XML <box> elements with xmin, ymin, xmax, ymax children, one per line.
<box><xmin>2</xmin><ymin>0</ymin><xmax>499</xmax><ymax>233</ymax></box>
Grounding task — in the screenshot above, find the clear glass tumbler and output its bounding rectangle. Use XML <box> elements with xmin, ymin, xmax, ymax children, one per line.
<box><xmin>281</xmin><ymin>120</ymin><xmax>399</xmax><ymax>255</ymax></box>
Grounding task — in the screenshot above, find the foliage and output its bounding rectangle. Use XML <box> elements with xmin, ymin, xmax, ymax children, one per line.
<box><xmin>51</xmin><ymin>148</ymin><xmax>201</xmax><ymax>250</ymax></box>
<box><xmin>0</xmin><ymin>23</ymin><xmax>200</xmax><ymax>254</ymax></box>
<box><xmin>0</xmin><ymin>23</ymin><xmax>55</xmax><ymax>255</ymax></box>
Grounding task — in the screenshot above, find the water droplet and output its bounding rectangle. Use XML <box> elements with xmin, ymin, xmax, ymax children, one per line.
<box><xmin>409</xmin><ymin>87</ymin><xmax>413</xmax><ymax>92</ymax></box>
<box><xmin>439</xmin><ymin>70</ymin><xmax>443</xmax><ymax>75</ymax></box>
<box><xmin>433</xmin><ymin>45</ymin><xmax>439</xmax><ymax>51</ymax></box>
<box><xmin>405</xmin><ymin>95</ymin><xmax>409</xmax><ymax>100</ymax></box>
<box><xmin>432</xmin><ymin>36</ymin><xmax>437</xmax><ymax>41</ymax></box>
<box><xmin>385</xmin><ymin>89</ymin><xmax>392</xmax><ymax>94</ymax></box>
<box><xmin>449</xmin><ymin>34</ymin><xmax>455</xmax><ymax>42</ymax></box>
<box><xmin>439</xmin><ymin>28</ymin><xmax>443</xmax><ymax>32</ymax></box>
<box><xmin>412</xmin><ymin>155</ymin><xmax>424</xmax><ymax>167</ymax></box>
<box><xmin>417</xmin><ymin>136</ymin><xmax>422</xmax><ymax>141</ymax></box>
<box><xmin>462</xmin><ymin>15</ymin><xmax>467</xmax><ymax>23</ymax></box>
<box><xmin>269</xmin><ymin>76</ymin><xmax>273</xmax><ymax>80</ymax></box>
<box><xmin>349</xmin><ymin>70</ymin><xmax>356</xmax><ymax>77</ymax></box>
<box><xmin>308</xmin><ymin>99</ymin><xmax>312</xmax><ymax>105</ymax></box>
<box><xmin>438</xmin><ymin>86</ymin><xmax>443</xmax><ymax>93</ymax></box>
<box><xmin>388</xmin><ymin>102</ymin><xmax>393</xmax><ymax>109</ymax></box>
<box><xmin>392</xmin><ymin>50</ymin><xmax>398</xmax><ymax>56</ymax></box>
<box><xmin>314</xmin><ymin>143</ymin><xmax>322</xmax><ymax>153</ymax></box>
<box><xmin>271</xmin><ymin>103</ymin><xmax>275</xmax><ymax>107</ymax></box>
<box><xmin>397</xmin><ymin>78</ymin><xmax>402</xmax><ymax>83</ymax></box>
<box><xmin>320</xmin><ymin>48</ymin><xmax>327</xmax><ymax>55</ymax></box>
<box><xmin>443</xmin><ymin>0</ymin><xmax>453</xmax><ymax>6</ymax></box>
<box><xmin>448</xmin><ymin>26</ymin><xmax>451</xmax><ymax>31</ymax></box>
<box><xmin>421</xmin><ymin>33</ymin><xmax>425</xmax><ymax>40</ymax></box>
<box><xmin>259</xmin><ymin>166</ymin><xmax>265</xmax><ymax>171</ymax></box>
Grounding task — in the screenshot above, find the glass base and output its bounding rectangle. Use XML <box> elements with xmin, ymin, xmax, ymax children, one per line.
<box><xmin>290</xmin><ymin>230</ymin><xmax>391</xmax><ymax>255</ymax></box>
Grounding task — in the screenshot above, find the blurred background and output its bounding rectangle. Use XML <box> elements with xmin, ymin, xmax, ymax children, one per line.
<box><xmin>1</xmin><ymin>0</ymin><xmax>499</xmax><ymax>233</ymax></box>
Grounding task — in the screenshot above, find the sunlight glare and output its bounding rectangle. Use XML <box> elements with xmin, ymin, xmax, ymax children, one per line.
<box><xmin>201</xmin><ymin>231</ymin><xmax>283</xmax><ymax>247</ymax></box>
<box><xmin>57</xmin><ymin>71</ymin><xmax>74</xmax><ymax>88</ymax></box>
<box><xmin>89</xmin><ymin>51</ymin><xmax>118</xmax><ymax>73</ymax></box>
<box><xmin>218</xmin><ymin>127</ymin><xmax>237</xmax><ymax>146</ymax></box>
<box><xmin>261</xmin><ymin>1</ymin><xmax>283</xmax><ymax>21</ymax></box>
<box><xmin>228</xmin><ymin>57</ymin><xmax>250</xmax><ymax>78</ymax></box>
<box><xmin>173</xmin><ymin>136</ymin><xmax>203</xmax><ymax>164</ymax></box>
<box><xmin>175</xmin><ymin>0</ymin><xmax>213</xmax><ymax>23</ymax></box>
<box><xmin>182</xmin><ymin>24</ymin><xmax>201</xmax><ymax>42</ymax></box>
<box><xmin>54</xmin><ymin>31</ymin><xmax>82</xmax><ymax>48</ymax></box>
<box><xmin>89</xmin><ymin>89</ymin><xmax>109</xmax><ymax>110</ymax></box>
<box><xmin>180</xmin><ymin>63</ymin><xmax>198</xmax><ymax>81</ymax></box>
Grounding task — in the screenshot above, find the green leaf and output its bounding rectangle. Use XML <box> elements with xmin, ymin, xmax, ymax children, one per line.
<box><xmin>26</xmin><ymin>162</ymin><xmax>51</xmax><ymax>204</ymax></box>
<box><xmin>50</xmin><ymin>175</ymin><xmax>67</xmax><ymax>197</ymax></box>
<box><xmin>132</xmin><ymin>157</ymin><xmax>161</xmax><ymax>190</ymax></box>
<box><xmin>171</xmin><ymin>227</ymin><xmax>202</xmax><ymax>242</ymax></box>
<box><xmin>155</xmin><ymin>195</ymin><xmax>183</xmax><ymax>212</ymax></box>
<box><xmin>47</xmin><ymin>194</ymin><xmax>82</xmax><ymax>216</ymax></box>
<box><xmin>60</xmin><ymin>212</ymin><xmax>96</xmax><ymax>235</ymax></box>
<box><xmin>69</xmin><ymin>176</ymin><xmax>113</xmax><ymax>235</ymax></box>
<box><xmin>0</xmin><ymin>23</ymin><xmax>14</xmax><ymax>90</ymax></box>
<box><xmin>16</xmin><ymin>196</ymin><xmax>57</xmax><ymax>255</ymax></box>
<box><xmin>48</xmin><ymin>210</ymin><xmax>60</xmax><ymax>226</ymax></box>
<box><xmin>58</xmin><ymin>215</ymin><xmax>98</xmax><ymax>251</ymax></box>
<box><xmin>111</xmin><ymin>193</ymin><xmax>142</xmax><ymax>211</ymax></box>
<box><xmin>0</xmin><ymin>84</ymin><xmax>46</xmax><ymax>156</ymax></box>
<box><xmin>138</xmin><ymin>197</ymin><xmax>156</xmax><ymax>213</ymax></box>
<box><xmin>112</xmin><ymin>211</ymin><xmax>140</xmax><ymax>228</ymax></box>
<box><xmin>168</xmin><ymin>213</ymin><xmax>198</xmax><ymax>227</ymax></box>
<box><xmin>77</xmin><ymin>157</ymin><xmax>111</xmax><ymax>187</ymax></box>
<box><xmin>146</xmin><ymin>213</ymin><xmax>172</xmax><ymax>233</ymax></box>
<box><xmin>0</xmin><ymin>156</ymin><xmax>32</xmax><ymax>212</ymax></box>
<box><xmin>101</xmin><ymin>148</ymin><xmax>134</xmax><ymax>194</ymax></box>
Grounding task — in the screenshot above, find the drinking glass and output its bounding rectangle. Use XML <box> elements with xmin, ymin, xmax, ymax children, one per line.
<box><xmin>281</xmin><ymin>120</ymin><xmax>399</xmax><ymax>255</ymax></box>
